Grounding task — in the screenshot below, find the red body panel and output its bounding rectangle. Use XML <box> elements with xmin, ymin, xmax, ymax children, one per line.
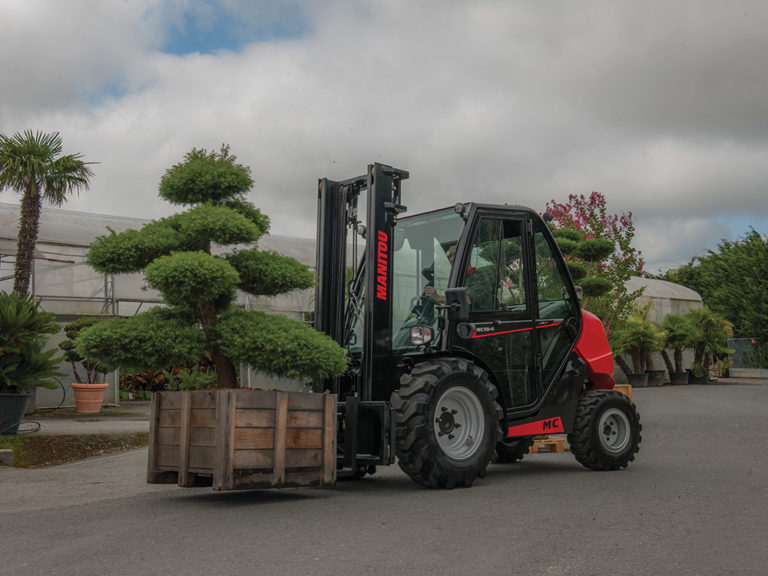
<box><xmin>507</xmin><ymin>417</ymin><xmax>565</xmax><ymax>437</ymax></box>
<box><xmin>574</xmin><ymin>310</ymin><xmax>615</xmax><ymax>389</ymax></box>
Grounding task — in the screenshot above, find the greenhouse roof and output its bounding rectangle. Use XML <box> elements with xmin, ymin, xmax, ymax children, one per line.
<box><xmin>625</xmin><ymin>275</ymin><xmax>702</xmax><ymax>302</ymax></box>
<box><xmin>0</xmin><ymin>203</ymin><xmax>317</xmax><ymax>266</ymax></box>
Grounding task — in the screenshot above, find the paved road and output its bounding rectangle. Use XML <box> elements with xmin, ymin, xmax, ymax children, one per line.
<box><xmin>2</xmin><ymin>382</ymin><xmax>767</xmax><ymax>576</ymax></box>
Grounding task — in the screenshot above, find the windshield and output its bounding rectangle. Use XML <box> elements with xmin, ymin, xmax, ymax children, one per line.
<box><xmin>391</xmin><ymin>208</ymin><xmax>465</xmax><ymax>351</ymax></box>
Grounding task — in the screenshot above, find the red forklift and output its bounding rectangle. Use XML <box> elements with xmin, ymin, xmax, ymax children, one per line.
<box><xmin>314</xmin><ymin>163</ymin><xmax>641</xmax><ymax>488</ymax></box>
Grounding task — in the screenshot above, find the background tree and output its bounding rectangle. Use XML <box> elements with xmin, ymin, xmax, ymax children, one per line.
<box><xmin>546</xmin><ymin>192</ymin><xmax>645</xmax><ymax>332</ymax></box>
<box><xmin>77</xmin><ymin>145</ymin><xmax>347</xmax><ymax>388</ymax></box>
<box><xmin>0</xmin><ymin>131</ymin><xmax>94</xmax><ymax>295</ymax></box>
<box><xmin>660</xmin><ymin>229</ymin><xmax>768</xmax><ymax>366</ymax></box>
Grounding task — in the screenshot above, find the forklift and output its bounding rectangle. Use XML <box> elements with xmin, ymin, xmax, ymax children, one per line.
<box><xmin>314</xmin><ymin>163</ymin><xmax>641</xmax><ymax>489</ymax></box>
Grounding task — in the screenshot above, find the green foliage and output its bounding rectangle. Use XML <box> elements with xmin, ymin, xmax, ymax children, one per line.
<box><xmin>87</xmin><ymin>222</ymin><xmax>184</xmax><ymax>274</ymax></box>
<box><xmin>75</xmin><ymin>308</ymin><xmax>207</xmax><ymax>373</ymax></box>
<box><xmin>574</xmin><ymin>238</ymin><xmax>615</xmax><ymax>262</ymax></box>
<box><xmin>145</xmin><ymin>252</ymin><xmax>240</xmax><ymax>312</ymax></box>
<box><xmin>216</xmin><ymin>310</ymin><xmax>348</xmax><ymax>381</ymax></box>
<box><xmin>0</xmin><ymin>291</ymin><xmax>62</xmax><ymax>392</ymax></box>
<box><xmin>159</xmin><ymin>145</ymin><xmax>253</xmax><ymax>205</ymax></box>
<box><xmin>164</xmin><ymin>204</ymin><xmax>262</xmax><ymax>249</ymax></box>
<box><xmin>686</xmin><ymin>307</ymin><xmax>733</xmax><ymax>371</ymax></box>
<box><xmin>661</xmin><ymin>229</ymin><xmax>768</xmax><ymax>345</ymax></box>
<box><xmin>226</xmin><ymin>249</ymin><xmax>315</xmax><ymax>296</ymax></box>
<box><xmin>163</xmin><ymin>366</ymin><xmax>217</xmax><ymax>391</ymax></box>
<box><xmin>58</xmin><ymin>317</ymin><xmax>108</xmax><ymax>383</ymax></box>
<box><xmin>611</xmin><ymin>314</ymin><xmax>666</xmax><ymax>374</ymax></box>
<box><xmin>565</xmin><ymin>261</ymin><xmax>587</xmax><ymax>280</ymax></box>
<box><xmin>1</xmin><ymin>130</ymin><xmax>94</xmax><ymax>294</ymax></box>
<box><xmin>546</xmin><ymin>193</ymin><xmax>644</xmax><ymax>330</ymax></box>
<box><xmin>224</xmin><ymin>199</ymin><xmax>270</xmax><ymax>237</ymax></box>
<box><xmin>579</xmin><ymin>276</ymin><xmax>614</xmax><ymax>298</ymax></box>
<box><xmin>554</xmin><ymin>237</ymin><xmax>578</xmax><ymax>256</ymax></box>
<box><xmin>82</xmin><ymin>144</ymin><xmax>345</xmax><ymax>388</ymax></box>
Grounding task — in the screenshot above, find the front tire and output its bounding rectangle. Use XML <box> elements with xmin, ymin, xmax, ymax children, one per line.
<box><xmin>391</xmin><ymin>358</ymin><xmax>502</xmax><ymax>488</ymax></box>
<box><xmin>568</xmin><ymin>390</ymin><xmax>641</xmax><ymax>471</ymax></box>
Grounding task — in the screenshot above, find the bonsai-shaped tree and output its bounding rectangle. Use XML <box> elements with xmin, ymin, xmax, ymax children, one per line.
<box><xmin>660</xmin><ymin>313</ymin><xmax>694</xmax><ymax>375</ymax></box>
<box><xmin>76</xmin><ymin>145</ymin><xmax>347</xmax><ymax>387</ymax></box>
<box><xmin>58</xmin><ymin>317</ymin><xmax>108</xmax><ymax>383</ymax></box>
<box><xmin>0</xmin><ymin>291</ymin><xmax>62</xmax><ymax>394</ymax></box>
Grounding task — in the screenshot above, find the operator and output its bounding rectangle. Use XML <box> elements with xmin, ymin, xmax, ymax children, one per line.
<box><xmin>424</xmin><ymin>243</ymin><xmax>458</xmax><ymax>304</ymax></box>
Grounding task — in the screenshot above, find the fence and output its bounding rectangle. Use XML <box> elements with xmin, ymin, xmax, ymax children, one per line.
<box><xmin>729</xmin><ymin>338</ymin><xmax>768</xmax><ymax>377</ymax></box>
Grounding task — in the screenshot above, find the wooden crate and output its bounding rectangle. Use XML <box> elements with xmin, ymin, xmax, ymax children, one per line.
<box><xmin>147</xmin><ymin>389</ymin><xmax>337</xmax><ymax>490</ymax></box>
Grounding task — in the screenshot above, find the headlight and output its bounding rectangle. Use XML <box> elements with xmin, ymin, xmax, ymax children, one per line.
<box><xmin>410</xmin><ymin>325</ymin><xmax>433</xmax><ymax>346</ymax></box>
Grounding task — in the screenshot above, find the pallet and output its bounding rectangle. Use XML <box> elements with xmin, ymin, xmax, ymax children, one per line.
<box><xmin>530</xmin><ymin>436</ymin><xmax>569</xmax><ymax>453</ymax></box>
<box><xmin>147</xmin><ymin>389</ymin><xmax>337</xmax><ymax>490</ymax></box>
<box><xmin>614</xmin><ymin>384</ymin><xmax>633</xmax><ymax>402</ymax></box>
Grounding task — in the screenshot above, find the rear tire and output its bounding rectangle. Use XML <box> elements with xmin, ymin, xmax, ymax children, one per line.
<box><xmin>568</xmin><ymin>390</ymin><xmax>641</xmax><ymax>471</ymax></box>
<box><xmin>496</xmin><ymin>437</ymin><xmax>533</xmax><ymax>463</ymax></box>
<box><xmin>392</xmin><ymin>358</ymin><xmax>502</xmax><ymax>488</ymax></box>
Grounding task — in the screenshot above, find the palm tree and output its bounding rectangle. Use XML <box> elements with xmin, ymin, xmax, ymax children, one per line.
<box><xmin>0</xmin><ymin>130</ymin><xmax>94</xmax><ymax>294</ymax></box>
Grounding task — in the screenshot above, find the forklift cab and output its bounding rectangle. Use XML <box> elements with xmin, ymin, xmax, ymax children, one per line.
<box><xmin>346</xmin><ymin>201</ymin><xmax>582</xmax><ymax>416</ymax></box>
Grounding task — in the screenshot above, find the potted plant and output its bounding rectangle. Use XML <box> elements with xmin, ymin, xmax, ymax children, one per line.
<box><xmin>0</xmin><ymin>291</ymin><xmax>62</xmax><ymax>434</ymax></box>
<box><xmin>661</xmin><ymin>313</ymin><xmax>694</xmax><ymax>384</ymax></box>
<box><xmin>687</xmin><ymin>308</ymin><xmax>734</xmax><ymax>384</ymax></box>
<box><xmin>612</xmin><ymin>315</ymin><xmax>666</xmax><ymax>387</ymax></box>
<box><xmin>58</xmin><ymin>317</ymin><xmax>109</xmax><ymax>413</ymax></box>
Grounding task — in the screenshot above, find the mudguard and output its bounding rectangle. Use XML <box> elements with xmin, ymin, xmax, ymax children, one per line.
<box><xmin>573</xmin><ymin>310</ymin><xmax>615</xmax><ymax>389</ymax></box>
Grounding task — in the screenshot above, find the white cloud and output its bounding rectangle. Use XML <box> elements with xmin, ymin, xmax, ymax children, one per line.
<box><xmin>1</xmin><ymin>0</ymin><xmax>767</xmax><ymax>269</ymax></box>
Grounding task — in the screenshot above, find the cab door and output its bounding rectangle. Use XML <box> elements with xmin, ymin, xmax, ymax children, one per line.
<box><xmin>451</xmin><ymin>214</ymin><xmax>540</xmax><ymax>411</ymax></box>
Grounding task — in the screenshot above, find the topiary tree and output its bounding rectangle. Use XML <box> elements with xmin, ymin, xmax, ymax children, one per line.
<box><xmin>76</xmin><ymin>145</ymin><xmax>347</xmax><ymax>388</ymax></box>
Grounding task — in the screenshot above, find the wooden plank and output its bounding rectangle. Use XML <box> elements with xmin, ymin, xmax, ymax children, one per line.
<box><xmin>146</xmin><ymin>391</ymin><xmax>162</xmax><ymax>483</ymax></box>
<box><xmin>234</xmin><ymin>427</ymin><xmax>275</xmax><ymax>449</ymax></box>
<box><xmin>155</xmin><ymin>445</ymin><xmax>179</xmax><ymax>468</ymax></box>
<box><xmin>287</xmin><ymin>410</ymin><xmax>323</xmax><ymax>429</ymax></box>
<box><xmin>158</xmin><ymin>410</ymin><xmax>181</xmax><ymax>428</ymax></box>
<box><xmin>159</xmin><ymin>393</ymin><xmax>181</xmax><ymax>410</ymax></box>
<box><xmin>323</xmin><ymin>394</ymin><xmax>337</xmax><ymax>485</ymax></box>
<box><xmin>156</xmin><ymin>427</ymin><xmax>181</xmax><ymax>446</ymax></box>
<box><xmin>190</xmin><ymin>409</ymin><xmax>216</xmax><ymax>428</ymax></box>
<box><xmin>189</xmin><ymin>427</ymin><xmax>215</xmax><ymax>447</ymax></box>
<box><xmin>178</xmin><ymin>391</ymin><xmax>193</xmax><ymax>486</ymax></box>
<box><xmin>232</xmin><ymin>389</ymin><xmax>283</xmax><ymax>410</ymax></box>
<box><xmin>530</xmin><ymin>436</ymin><xmax>569</xmax><ymax>454</ymax></box>
<box><xmin>188</xmin><ymin>446</ymin><xmax>216</xmax><ymax>470</ymax></box>
<box><xmin>286</xmin><ymin>428</ymin><xmax>323</xmax><ymax>449</ymax></box>
<box><xmin>213</xmin><ymin>390</ymin><xmax>236</xmax><ymax>491</ymax></box>
<box><xmin>286</xmin><ymin>392</ymin><xmax>326</xmax><ymax>411</ymax></box>
<box><xmin>273</xmin><ymin>392</ymin><xmax>288</xmax><ymax>485</ymax></box>
<box><xmin>235</xmin><ymin>409</ymin><xmax>276</xmax><ymax>428</ymax></box>
<box><xmin>286</xmin><ymin>448</ymin><xmax>323</xmax><ymax>468</ymax></box>
<box><xmin>190</xmin><ymin>389</ymin><xmax>217</xmax><ymax>409</ymax></box>
<box><xmin>232</xmin><ymin>449</ymin><xmax>274</xmax><ymax>469</ymax></box>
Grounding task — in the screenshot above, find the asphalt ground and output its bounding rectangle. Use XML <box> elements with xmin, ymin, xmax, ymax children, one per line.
<box><xmin>1</xmin><ymin>380</ymin><xmax>767</xmax><ymax>576</ymax></box>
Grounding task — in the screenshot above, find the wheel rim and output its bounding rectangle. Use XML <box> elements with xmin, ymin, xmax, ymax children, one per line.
<box><xmin>598</xmin><ymin>408</ymin><xmax>631</xmax><ymax>454</ymax></box>
<box><xmin>434</xmin><ymin>385</ymin><xmax>485</xmax><ymax>461</ymax></box>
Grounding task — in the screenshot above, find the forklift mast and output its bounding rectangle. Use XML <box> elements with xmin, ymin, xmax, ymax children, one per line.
<box><xmin>314</xmin><ymin>163</ymin><xmax>408</xmax><ymax>400</ymax></box>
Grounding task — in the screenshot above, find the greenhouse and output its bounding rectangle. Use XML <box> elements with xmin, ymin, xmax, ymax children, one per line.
<box><xmin>1</xmin><ymin>202</ymin><xmax>318</xmax><ymax>409</ymax></box>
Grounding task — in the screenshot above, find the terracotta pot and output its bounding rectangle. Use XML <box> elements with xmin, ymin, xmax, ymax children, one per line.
<box><xmin>71</xmin><ymin>382</ymin><xmax>109</xmax><ymax>414</ymax></box>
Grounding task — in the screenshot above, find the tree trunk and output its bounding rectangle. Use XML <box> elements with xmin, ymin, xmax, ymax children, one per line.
<box><xmin>674</xmin><ymin>347</ymin><xmax>683</xmax><ymax>373</ymax></box>
<box><xmin>631</xmin><ymin>348</ymin><xmax>643</xmax><ymax>374</ymax></box>
<box><xmin>14</xmin><ymin>183</ymin><xmax>42</xmax><ymax>295</ymax></box>
<box><xmin>660</xmin><ymin>350</ymin><xmax>674</xmax><ymax>373</ymax></box>
<box><xmin>615</xmin><ymin>355</ymin><xmax>632</xmax><ymax>379</ymax></box>
<box><xmin>199</xmin><ymin>301</ymin><xmax>238</xmax><ymax>388</ymax></box>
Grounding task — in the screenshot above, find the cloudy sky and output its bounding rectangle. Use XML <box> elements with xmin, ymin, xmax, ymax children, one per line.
<box><xmin>2</xmin><ymin>0</ymin><xmax>767</xmax><ymax>272</ymax></box>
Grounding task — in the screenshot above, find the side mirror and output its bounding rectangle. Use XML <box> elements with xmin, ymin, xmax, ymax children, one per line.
<box><xmin>445</xmin><ymin>287</ymin><xmax>469</xmax><ymax>322</ymax></box>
